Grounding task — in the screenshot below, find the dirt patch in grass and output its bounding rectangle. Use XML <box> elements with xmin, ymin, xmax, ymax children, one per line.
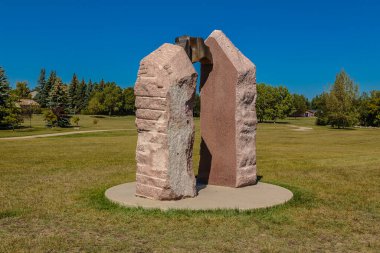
<box><xmin>288</xmin><ymin>124</ymin><xmax>313</xmax><ymax>131</ymax></box>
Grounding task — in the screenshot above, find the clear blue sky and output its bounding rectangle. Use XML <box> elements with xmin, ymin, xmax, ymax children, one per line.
<box><xmin>1</xmin><ymin>0</ymin><xmax>379</xmax><ymax>98</ymax></box>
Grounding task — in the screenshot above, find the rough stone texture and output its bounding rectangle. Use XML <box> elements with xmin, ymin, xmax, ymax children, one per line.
<box><xmin>198</xmin><ymin>30</ymin><xmax>257</xmax><ymax>187</ymax></box>
<box><xmin>134</xmin><ymin>43</ymin><xmax>197</xmax><ymax>200</ymax></box>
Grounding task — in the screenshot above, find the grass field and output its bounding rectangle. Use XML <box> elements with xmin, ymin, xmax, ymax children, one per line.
<box><xmin>0</xmin><ymin>116</ymin><xmax>379</xmax><ymax>252</ymax></box>
<box><xmin>0</xmin><ymin>114</ymin><xmax>136</xmax><ymax>138</ymax></box>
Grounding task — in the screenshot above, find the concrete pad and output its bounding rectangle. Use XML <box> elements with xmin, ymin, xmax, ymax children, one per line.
<box><xmin>105</xmin><ymin>182</ymin><xmax>293</xmax><ymax>211</ymax></box>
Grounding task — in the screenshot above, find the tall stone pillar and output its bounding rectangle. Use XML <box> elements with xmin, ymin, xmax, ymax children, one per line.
<box><xmin>198</xmin><ymin>30</ymin><xmax>257</xmax><ymax>187</ymax></box>
<box><xmin>134</xmin><ymin>43</ymin><xmax>197</xmax><ymax>200</ymax></box>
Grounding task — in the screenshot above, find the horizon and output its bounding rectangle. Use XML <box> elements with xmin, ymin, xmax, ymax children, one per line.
<box><xmin>1</xmin><ymin>0</ymin><xmax>380</xmax><ymax>99</ymax></box>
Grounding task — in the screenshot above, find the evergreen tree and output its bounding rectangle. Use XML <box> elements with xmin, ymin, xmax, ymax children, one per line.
<box><xmin>0</xmin><ymin>67</ymin><xmax>10</xmax><ymax>107</ymax></box>
<box><xmin>84</xmin><ymin>79</ymin><xmax>93</xmax><ymax>108</ymax></box>
<box><xmin>76</xmin><ymin>78</ymin><xmax>87</xmax><ymax>112</ymax></box>
<box><xmin>48</xmin><ymin>78</ymin><xmax>68</xmax><ymax>109</ymax></box>
<box><xmin>68</xmin><ymin>73</ymin><xmax>79</xmax><ymax>113</ymax></box>
<box><xmin>0</xmin><ymin>66</ymin><xmax>23</xmax><ymax>129</ymax></box>
<box><xmin>95</xmin><ymin>78</ymin><xmax>105</xmax><ymax>92</ymax></box>
<box><xmin>47</xmin><ymin>71</ymin><xmax>57</xmax><ymax>89</ymax></box>
<box><xmin>35</xmin><ymin>68</ymin><xmax>46</xmax><ymax>105</ymax></box>
<box><xmin>2</xmin><ymin>95</ymin><xmax>23</xmax><ymax>130</ymax></box>
<box><xmin>46</xmin><ymin>78</ymin><xmax>70</xmax><ymax>127</ymax></box>
<box><xmin>40</xmin><ymin>70</ymin><xmax>57</xmax><ymax>107</ymax></box>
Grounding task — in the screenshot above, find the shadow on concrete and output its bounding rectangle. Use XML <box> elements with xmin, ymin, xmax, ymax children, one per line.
<box><xmin>196</xmin><ymin>172</ymin><xmax>263</xmax><ymax>194</ymax></box>
<box><xmin>197</xmin><ymin>138</ymin><xmax>212</xmax><ymax>185</ymax></box>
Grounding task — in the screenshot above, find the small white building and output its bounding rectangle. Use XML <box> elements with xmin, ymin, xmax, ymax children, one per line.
<box><xmin>305</xmin><ymin>110</ymin><xmax>316</xmax><ymax>117</ymax></box>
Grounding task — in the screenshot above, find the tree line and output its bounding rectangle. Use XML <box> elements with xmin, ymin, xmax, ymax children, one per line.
<box><xmin>256</xmin><ymin>83</ymin><xmax>314</xmax><ymax>123</ymax></box>
<box><xmin>35</xmin><ymin>69</ymin><xmax>135</xmax><ymax>116</ymax></box>
<box><xmin>0</xmin><ymin>66</ymin><xmax>379</xmax><ymax>129</ymax></box>
<box><xmin>249</xmin><ymin>70</ymin><xmax>379</xmax><ymax>128</ymax></box>
<box><xmin>310</xmin><ymin>70</ymin><xmax>379</xmax><ymax>128</ymax></box>
<box><xmin>0</xmin><ymin>67</ymin><xmax>135</xmax><ymax>128</ymax></box>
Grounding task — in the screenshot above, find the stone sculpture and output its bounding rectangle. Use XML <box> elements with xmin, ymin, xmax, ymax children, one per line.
<box><xmin>134</xmin><ymin>30</ymin><xmax>257</xmax><ymax>200</ymax></box>
<box><xmin>134</xmin><ymin>43</ymin><xmax>197</xmax><ymax>200</ymax></box>
<box><xmin>198</xmin><ymin>30</ymin><xmax>257</xmax><ymax>187</ymax></box>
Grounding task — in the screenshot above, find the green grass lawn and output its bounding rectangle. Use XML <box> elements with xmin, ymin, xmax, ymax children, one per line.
<box><xmin>0</xmin><ymin>117</ymin><xmax>379</xmax><ymax>252</ymax></box>
<box><xmin>0</xmin><ymin>114</ymin><xmax>136</xmax><ymax>138</ymax></box>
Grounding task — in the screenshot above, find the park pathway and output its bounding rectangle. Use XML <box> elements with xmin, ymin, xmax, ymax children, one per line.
<box><xmin>288</xmin><ymin>124</ymin><xmax>313</xmax><ymax>131</ymax></box>
<box><xmin>0</xmin><ymin>129</ymin><xmax>135</xmax><ymax>140</ymax></box>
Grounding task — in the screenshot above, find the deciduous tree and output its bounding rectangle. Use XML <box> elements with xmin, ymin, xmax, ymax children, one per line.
<box><xmin>291</xmin><ymin>94</ymin><xmax>309</xmax><ymax>117</ymax></box>
<box><xmin>87</xmin><ymin>92</ymin><xmax>105</xmax><ymax>115</ymax></box>
<box><xmin>103</xmin><ymin>83</ymin><xmax>123</xmax><ymax>116</ymax></box>
<box><xmin>123</xmin><ymin>87</ymin><xmax>135</xmax><ymax>115</ymax></box>
<box><xmin>14</xmin><ymin>81</ymin><xmax>31</xmax><ymax>98</ymax></box>
<box><xmin>71</xmin><ymin>116</ymin><xmax>80</xmax><ymax>126</ymax></box>
<box><xmin>325</xmin><ymin>70</ymin><xmax>359</xmax><ymax>128</ymax></box>
<box><xmin>256</xmin><ymin>83</ymin><xmax>293</xmax><ymax>122</ymax></box>
<box><xmin>358</xmin><ymin>90</ymin><xmax>380</xmax><ymax>127</ymax></box>
<box><xmin>312</xmin><ymin>92</ymin><xmax>329</xmax><ymax>125</ymax></box>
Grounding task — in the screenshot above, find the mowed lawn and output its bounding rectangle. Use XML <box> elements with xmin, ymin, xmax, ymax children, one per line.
<box><xmin>0</xmin><ymin>114</ymin><xmax>137</xmax><ymax>138</ymax></box>
<box><xmin>0</xmin><ymin>117</ymin><xmax>379</xmax><ymax>252</ymax></box>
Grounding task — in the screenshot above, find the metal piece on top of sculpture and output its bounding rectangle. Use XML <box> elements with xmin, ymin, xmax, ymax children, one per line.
<box><xmin>134</xmin><ymin>43</ymin><xmax>197</xmax><ymax>200</ymax></box>
<box><xmin>197</xmin><ymin>30</ymin><xmax>257</xmax><ymax>187</ymax></box>
<box><xmin>175</xmin><ymin>36</ymin><xmax>213</xmax><ymax>64</ymax></box>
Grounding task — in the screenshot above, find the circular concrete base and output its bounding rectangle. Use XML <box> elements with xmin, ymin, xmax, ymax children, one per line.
<box><xmin>105</xmin><ymin>182</ymin><xmax>293</xmax><ymax>211</ymax></box>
